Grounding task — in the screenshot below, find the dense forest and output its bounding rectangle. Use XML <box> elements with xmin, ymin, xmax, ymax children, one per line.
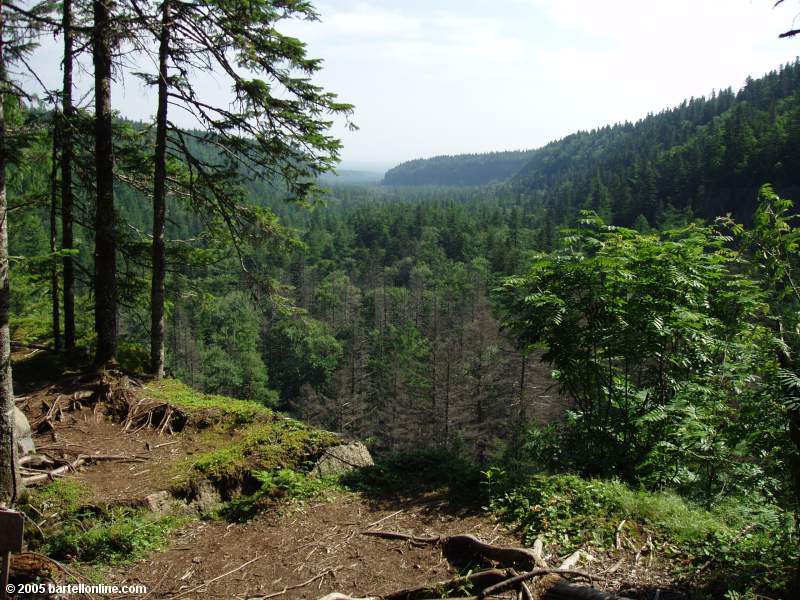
<box><xmin>2</xmin><ymin>1</ymin><xmax>800</xmax><ymax>599</ymax></box>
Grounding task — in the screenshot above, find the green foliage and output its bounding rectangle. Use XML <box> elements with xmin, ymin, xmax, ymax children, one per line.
<box><xmin>496</xmin><ymin>214</ymin><xmax>774</xmax><ymax>500</ymax></box>
<box><xmin>220</xmin><ymin>468</ymin><xmax>331</xmax><ymax>522</ymax></box>
<box><xmin>263</xmin><ymin>314</ymin><xmax>343</xmax><ymax>400</ymax></box>
<box><xmin>197</xmin><ymin>292</ymin><xmax>277</xmax><ymax>406</ymax></box>
<box><xmin>485</xmin><ymin>472</ymin><xmax>798</xmax><ymax>597</ymax></box>
<box><xmin>44</xmin><ymin>509</ymin><xmax>181</xmax><ymax>565</ymax></box>
<box><xmin>21</xmin><ymin>481</ymin><xmax>181</xmax><ymax>566</ymax></box>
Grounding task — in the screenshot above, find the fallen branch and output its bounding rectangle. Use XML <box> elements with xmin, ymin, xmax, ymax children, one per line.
<box><xmin>259</xmin><ymin>568</ymin><xmax>338</xmax><ymax>599</ymax></box>
<box><xmin>479</xmin><ymin>568</ymin><xmax>594</xmax><ymax>598</ymax></box>
<box><xmin>361</xmin><ymin>531</ymin><xmax>542</xmax><ymax>570</ymax></box>
<box><xmin>361</xmin><ymin>531</ymin><xmax>440</xmax><ymax>544</ymax></box>
<box><xmin>172</xmin><ymin>555</ymin><xmax>263</xmax><ymax>599</ymax></box>
<box><xmin>364</xmin><ymin>509</ymin><xmax>404</xmax><ymax>530</ymax></box>
<box><xmin>383</xmin><ymin>569</ymin><xmax>509</xmax><ymax>600</ymax></box>
<box><xmin>22</xmin><ymin>454</ymin><xmax>147</xmax><ymax>486</ymax></box>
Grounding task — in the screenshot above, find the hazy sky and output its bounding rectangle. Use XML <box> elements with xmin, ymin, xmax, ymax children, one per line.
<box><xmin>25</xmin><ymin>0</ymin><xmax>800</xmax><ymax>170</ymax></box>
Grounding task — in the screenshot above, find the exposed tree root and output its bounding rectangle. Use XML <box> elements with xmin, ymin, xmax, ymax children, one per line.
<box><xmin>335</xmin><ymin>532</ymin><xmax>628</xmax><ymax>600</ymax></box>
<box><xmin>383</xmin><ymin>568</ymin><xmax>509</xmax><ymax>600</ymax></box>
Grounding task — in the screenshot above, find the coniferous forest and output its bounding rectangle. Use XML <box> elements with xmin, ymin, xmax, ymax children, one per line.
<box><xmin>2</xmin><ymin>2</ymin><xmax>800</xmax><ymax>599</ymax></box>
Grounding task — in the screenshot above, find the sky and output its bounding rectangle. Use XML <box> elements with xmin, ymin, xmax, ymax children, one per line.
<box><xmin>24</xmin><ymin>0</ymin><xmax>800</xmax><ymax>171</ymax></box>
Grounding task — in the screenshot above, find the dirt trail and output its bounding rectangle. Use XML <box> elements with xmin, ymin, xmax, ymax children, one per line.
<box><xmin>109</xmin><ymin>494</ymin><xmax>516</xmax><ymax>599</ymax></box>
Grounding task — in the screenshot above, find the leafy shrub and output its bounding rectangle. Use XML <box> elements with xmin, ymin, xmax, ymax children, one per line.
<box><xmin>22</xmin><ymin>482</ymin><xmax>180</xmax><ymax>565</ymax></box>
<box><xmin>495</xmin><ymin>214</ymin><xmax>781</xmax><ymax>502</ymax></box>
<box><xmin>485</xmin><ymin>471</ymin><xmax>799</xmax><ymax>597</ymax></box>
<box><xmin>45</xmin><ymin>509</ymin><xmax>181</xmax><ymax>565</ymax></box>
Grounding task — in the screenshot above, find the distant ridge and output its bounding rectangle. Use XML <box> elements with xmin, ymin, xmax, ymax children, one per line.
<box><xmin>382</xmin><ymin>149</ymin><xmax>536</xmax><ymax>186</ymax></box>
<box><xmin>384</xmin><ymin>60</ymin><xmax>800</xmax><ymax>226</ymax></box>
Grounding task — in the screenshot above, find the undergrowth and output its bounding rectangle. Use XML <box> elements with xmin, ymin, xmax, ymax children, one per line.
<box><xmin>21</xmin><ymin>480</ymin><xmax>184</xmax><ymax>566</ymax></box>
<box><xmin>220</xmin><ymin>468</ymin><xmax>336</xmax><ymax>521</ymax></box>
<box><xmin>484</xmin><ymin>470</ymin><xmax>798</xmax><ymax>598</ymax></box>
<box><xmin>341</xmin><ymin>447</ymin><xmax>483</xmax><ymax>503</ymax></box>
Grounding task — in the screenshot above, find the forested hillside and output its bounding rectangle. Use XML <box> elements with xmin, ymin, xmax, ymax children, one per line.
<box><xmin>514</xmin><ymin>61</ymin><xmax>800</xmax><ymax>227</ymax></box>
<box><xmin>382</xmin><ymin>149</ymin><xmax>536</xmax><ymax>186</ymax></box>
<box><xmin>385</xmin><ymin>61</ymin><xmax>800</xmax><ymax>229</ymax></box>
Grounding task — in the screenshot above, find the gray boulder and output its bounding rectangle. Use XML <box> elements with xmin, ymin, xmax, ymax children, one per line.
<box><xmin>311</xmin><ymin>442</ymin><xmax>373</xmax><ymax>478</ymax></box>
<box><xmin>14</xmin><ymin>406</ymin><xmax>35</xmax><ymax>455</ymax></box>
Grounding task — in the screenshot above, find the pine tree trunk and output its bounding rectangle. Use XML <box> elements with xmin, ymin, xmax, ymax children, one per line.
<box><xmin>0</xmin><ymin>3</ymin><xmax>19</xmax><ymax>506</ymax></box>
<box><xmin>150</xmin><ymin>0</ymin><xmax>170</xmax><ymax>378</ymax></box>
<box><xmin>49</xmin><ymin>122</ymin><xmax>61</xmax><ymax>351</ymax></box>
<box><xmin>790</xmin><ymin>409</ymin><xmax>800</xmax><ymax>595</ymax></box>
<box><xmin>61</xmin><ymin>0</ymin><xmax>76</xmax><ymax>351</ymax></box>
<box><xmin>92</xmin><ymin>0</ymin><xmax>117</xmax><ymax>366</ymax></box>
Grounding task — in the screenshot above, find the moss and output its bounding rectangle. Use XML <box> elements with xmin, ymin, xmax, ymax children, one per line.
<box><xmin>143</xmin><ymin>378</ymin><xmax>274</xmax><ymax>428</ymax></box>
<box><xmin>188</xmin><ymin>419</ymin><xmax>339</xmax><ymax>484</ymax></box>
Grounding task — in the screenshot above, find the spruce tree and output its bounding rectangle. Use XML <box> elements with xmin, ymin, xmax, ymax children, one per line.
<box><xmin>92</xmin><ymin>0</ymin><xmax>117</xmax><ymax>366</ymax></box>
<box><xmin>129</xmin><ymin>0</ymin><xmax>354</xmax><ymax>377</ymax></box>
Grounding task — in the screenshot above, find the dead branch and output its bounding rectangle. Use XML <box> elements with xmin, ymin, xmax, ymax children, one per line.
<box><xmin>383</xmin><ymin>569</ymin><xmax>509</xmax><ymax>600</ymax></box>
<box><xmin>479</xmin><ymin>569</ymin><xmax>594</xmax><ymax>598</ymax></box>
<box><xmin>361</xmin><ymin>532</ymin><xmax>541</xmax><ymax>570</ymax></box>
<box><xmin>361</xmin><ymin>531</ymin><xmax>440</xmax><ymax>544</ymax></box>
<box><xmin>364</xmin><ymin>509</ymin><xmax>404</xmax><ymax>530</ymax></box>
<box><xmin>367</xmin><ymin>532</ymin><xmax>626</xmax><ymax>600</ymax></box>
<box><xmin>22</xmin><ymin>454</ymin><xmax>148</xmax><ymax>486</ymax></box>
<box><xmin>260</xmin><ymin>568</ymin><xmax>338</xmax><ymax>599</ymax></box>
<box><xmin>172</xmin><ymin>555</ymin><xmax>264</xmax><ymax>599</ymax></box>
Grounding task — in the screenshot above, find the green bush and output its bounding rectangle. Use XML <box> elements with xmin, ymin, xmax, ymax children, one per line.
<box><xmin>221</xmin><ymin>468</ymin><xmax>330</xmax><ymax>522</ymax></box>
<box><xmin>485</xmin><ymin>471</ymin><xmax>798</xmax><ymax>597</ymax></box>
<box><xmin>22</xmin><ymin>481</ymin><xmax>181</xmax><ymax>566</ymax></box>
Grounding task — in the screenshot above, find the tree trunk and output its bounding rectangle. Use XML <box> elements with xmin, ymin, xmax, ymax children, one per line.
<box><xmin>61</xmin><ymin>0</ymin><xmax>76</xmax><ymax>351</ymax></box>
<box><xmin>790</xmin><ymin>408</ymin><xmax>800</xmax><ymax>595</ymax></box>
<box><xmin>49</xmin><ymin>121</ymin><xmax>61</xmax><ymax>351</ymax></box>
<box><xmin>150</xmin><ymin>0</ymin><xmax>170</xmax><ymax>378</ymax></box>
<box><xmin>92</xmin><ymin>0</ymin><xmax>117</xmax><ymax>366</ymax></box>
<box><xmin>0</xmin><ymin>3</ymin><xmax>19</xmax><ymax>506</ymax></box>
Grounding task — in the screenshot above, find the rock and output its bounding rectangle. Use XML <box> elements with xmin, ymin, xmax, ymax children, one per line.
<box><xmin>144</xmin><ymin>491</ymin><xmax>174</xmax><ymax>514</ymax></box>
<box><xmin>187</xmin><ymin>479</ymin><xmax>223</xmax><ymax>514</ymax></box>
<box><xmin>310</xmin><ymin>442</ymin><xmax>373</xmax><ymax>478</ymax></box>
<box><xmin>14</xmin><ymin>407</ymin><xmax>35</xmax><ymax>455</ymax></box>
